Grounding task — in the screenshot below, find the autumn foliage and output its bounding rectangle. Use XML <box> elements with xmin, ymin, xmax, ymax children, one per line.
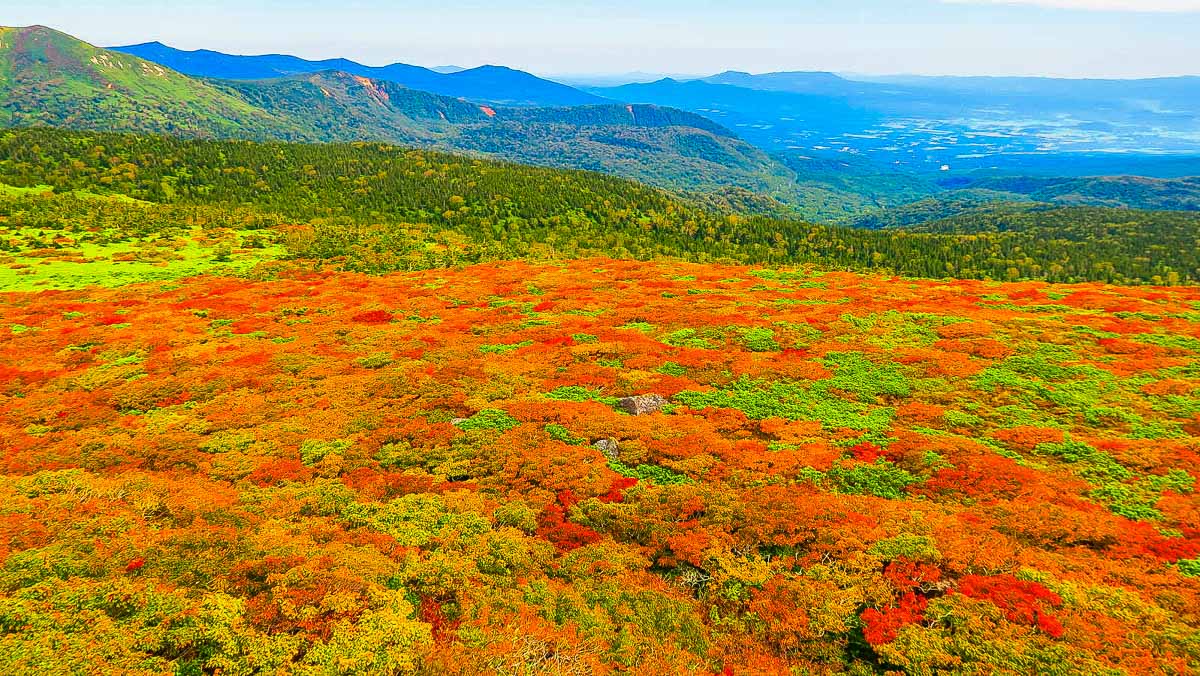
<box><xmin>0</xmin><ymin>258</ymin><xmax>1198</xmax><ymax>673</ymax></box>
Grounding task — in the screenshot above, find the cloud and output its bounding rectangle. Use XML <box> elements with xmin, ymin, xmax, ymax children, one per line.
<box><xmin>943</xmin><ymin>0</ymin><xmax>1200</xmax><ymax>11</ymax></box>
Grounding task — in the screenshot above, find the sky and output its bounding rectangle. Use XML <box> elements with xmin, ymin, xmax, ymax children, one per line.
<box><xmin>8</xmin><ymin>0</ymin><xmax>1200</xmax><ymax>78</ymax></box>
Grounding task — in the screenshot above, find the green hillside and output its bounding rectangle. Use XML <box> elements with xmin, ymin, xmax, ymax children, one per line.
<box><xmin>0</xmin><ymin>26</ymin><xmax>804</xmax><ymax>214</ymax></box>
<box><xmin>12</xmin><ymin>25</ymin><xmax>1200</xmax><ymax>226</ymax></box>
<box><xmin>0</xmin><ymin>26</ymin><xmax>303</xmax><ymax>138</ymax></box>
<box><xmin>947</xmin><ymin>175</ymin><xmax>1200</xmax><ymax>212</ymax></box>
<box><xmin>2</xmin><ymin>128</ymin><xmax>1197</xmax><ymax>285</ymax></box>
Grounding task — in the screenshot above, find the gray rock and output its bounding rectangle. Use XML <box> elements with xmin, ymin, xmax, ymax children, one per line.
<box><xmin>593</xmin><ymin>438</ymin><xmax>620</xmax><ymax>460</ymax></box>
<box><xmin>617</xmin><ymin>394</ymin><xmax>667</xmax><ymax>416</ymax></box>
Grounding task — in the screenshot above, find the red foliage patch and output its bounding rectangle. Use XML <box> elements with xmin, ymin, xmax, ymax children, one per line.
<box><xmin>849</xmin><ymin>441</ymin><xmax>885</xmax><ymax>463</ymax></box>
<box><xmin>350</xmin><ymin>309</ymin><xmax>393</xmax><ymax>324</ymax></box>
<box><xmin>537</xmin><ymin>491</ymin><xmax>603</xmax><ymax>551</ymax></box>
<box><xmin>246</xmin><ymin>458</ymin><xmax>314</xmax><ymax>486</ymax></box>
<box><xmin>956</xmin><ymin>574</ymin><xmax>1064</xmax><ymax>638</ymax></box>
<box><xmin>419</xmin><ymin>596</ymin><xmax>462</xmax><ymax>642</ymax></box>
<box><xmin>861</xmin><ymin>593</ymin><xmax>929</xmax><ymax>645</ymax></box>
<box><xmin>884</xmin><ymin>559</ymin><xmax>942</xmax><ymax>590</ymax></box>
<box><xmin>598</xmin><ymin>476</ymin><xmax>638</xmax><ymax>503</ymax></box>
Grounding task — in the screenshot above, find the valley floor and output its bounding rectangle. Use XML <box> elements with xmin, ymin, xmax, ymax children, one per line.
<box><xmin>1</xmin><ymin>259</ymin><xmax>1199</xmax><ymax>673</ymax></box>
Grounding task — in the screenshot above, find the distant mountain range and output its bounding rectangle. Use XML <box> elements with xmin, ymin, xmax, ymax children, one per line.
<box><xmin>110</xmin><ymin>41</ymin><xmax>607</xmax><ymax>107</ymax></box>
<box><xmin>0</xmin><ymin>26</ymin><xmax>798</xmax><ymax>208</ymax></box>
<box><xmin>95</xmin><ymin>34</ymin><xmax>1200</xmax><ymax>178</ymax></box>
<box><xmin>3</xmin><ymin>25</ymin><xmax>1198</xmax><ymax>224</ymax></box>
<box><xmin>589</xmin><ymin>70</ymin><xmax>1200</xmax><ymax>174</ymax></box>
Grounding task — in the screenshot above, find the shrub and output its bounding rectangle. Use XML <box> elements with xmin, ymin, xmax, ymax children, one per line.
<box><xmin>869</xmin><ymin>534</ymin><xmax>941</xmax><ymax>563</ymax></box>
<box><xmin>608</xmin><ymin>460</ymin><xmax>692</xmax><ymax>486</ymax></box>
<box><xmin>545</xmin><ymin>423</ymin><xmax>585</xmax><ymax>446</ymax></box>
<box><xmin>356</xmin><ymin>353</ymin><xmax>393</xmax><ymax>369</ymax></box>
<box><xmin>479</xmin><ymin>341</ymin><xmax>533</xmax><ymax>354</ymax></box>
<box><xmin>458</xmin><ymin>409</ymin><xmax>520</xmax><ymax>433</ymax></box>
<box><xmin>740</xmin><ymin>327</ymin><xmax>780</xmax><ymax>352</ymax></box>
<box><xmin>827</xmin><ymin>460</ymin><xmax>919</xmax><ymax>500</ymax></box>
<box><xmin>300</xmin><ymin>439</ymin><xmax>351</xmax><ymax>465</ymax></box>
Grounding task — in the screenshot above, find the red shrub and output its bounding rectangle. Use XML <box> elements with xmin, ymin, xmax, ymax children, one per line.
<box><xmin>956</xmin><ymin>574</ymin><xmax>1064</xmax><ymax>638</ymax></box>
<box><xmin>537</xmin><ymin>495</ymin><xmax>602</xmax><ymax>551</ymax></box>
<box><xmin>598</xmin><ymin>476</ymin><xmax>638</xmax><ymax>503</ymax></box>
<box><xmin>351</xmin><ymin>309</ymin><xmax>393</xmax><ymax>324</ymax></box>
<box><xmin>419</xmin><ymin>596</ymin><xmax>461</xmax><ymax>642</ymax></box>
<box><xmin>849</xmin><ymin>441</ymin><xmax>884</xmax><ymax>463</ymax></box>
<box><xmin>246</xmin><ymin>458</ymin><xmax>314</xmax><ymax>486</ymax></box>
<box><xmin>884</xmin><ymin>559</ymin><xmax>942</xmax><ymax>590</ymax></box>
<box><xmin>861</xmin><ymin>593</ymin><xmax>928</xmax><ymax>645</ymax></box>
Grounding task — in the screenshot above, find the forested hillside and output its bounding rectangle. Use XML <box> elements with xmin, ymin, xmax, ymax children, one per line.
<box><xmin>942</xmin><ymin>175</ymin><xmax>1200</xmax><ymax>212</ymax></box>
<box><xmin>2</xmin><ymin>128</ymin><xmax>1198</xmax><ymax>286</ymax></box>
<box><xmin>0</xmin><ymin>26</ymin><xmax>805</xmax><ymax>212</ymax></box>
<box><xmin>10</xmin><ymin>25</ymin><xmax>1200</xmax><ymax>226</ymax></box>
<box><xmin>0</xmin><ymin>26</ymin><xmax>303</xmax><ymax>139</ymax></box>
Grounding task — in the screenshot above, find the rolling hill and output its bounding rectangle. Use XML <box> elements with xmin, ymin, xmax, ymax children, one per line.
<box><xmin>111</xmin><ymin>40</ymin><xmax>608</xmax><ymax>107</ymax></box>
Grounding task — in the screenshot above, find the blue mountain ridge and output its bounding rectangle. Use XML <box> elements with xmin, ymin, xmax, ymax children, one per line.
<box><xmin>111</xmin><ymin>41</ymin><xmax>609</xmax><ymax>107</ymax></box>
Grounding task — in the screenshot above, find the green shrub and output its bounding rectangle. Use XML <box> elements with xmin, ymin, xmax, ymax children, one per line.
<box><xmin>356</xmin><ymin>353</ymin><xmax>393</xmax><ymax>369</ymax></box>
<box><xmin>608</xmin><ymin>461</ymin><xmax>692</xmax><ymax>486</ymax></box>
<box><xmin>869</xmin><ymin>533</ymin><xmax>941</xmax><ymax>562</ymax></box>
<box><xmin>545</xmin><ymin>386</ymin><xmax>604</xmax><ymax>402</ymax></box>
<box><xmin>740</xmin><ymin>327</ymin><xmax>780</xmax><ymax>352</ymax></box>
<box><xmin>817</xmin><ymin>352</ymin><xmax>911</xmax><ymax>402</ymax></box>
<box><xmin>827</xmin><ymin>460</ymin><xmax>918</xmax><ymax>500</ymax></box>
<box><xmin>618</xmin><ymin>322</ymin><xmax>654</xmax><ymax>333</ymax></box>
<box><xmin>479</xmin><ymin>341</ymin><xmax>533</xmax><ymax>354</ymax></box>
<box><xmin>663</xmin><ymin>328</ymin><xmax>714</xmax><ymax>349</ymax></box>
<box><xmin>676</xmin><ymin>377</ymin><xmax>895</xmax><ymax>433</ymax></box>
<box><xmin>300</xmin><ymin>439</ymin><xmax>351</xmax><ymax>465</ymax></box>
<box><xmin>546</xmin><ymin>424</ymin><xmax>585</xmax><ymax>446</ymax></box>
<box><xmin>458</xmin><ymin>409</ymin><xmax>520</xmax><ymax>433</ymax></box>
<box><xmin>658</xmin><ymin>362</ymin><xmax>687</xmax><ymax>377</ymax></box>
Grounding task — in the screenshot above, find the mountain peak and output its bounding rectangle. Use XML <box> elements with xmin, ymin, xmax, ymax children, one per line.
<box><xmin>459</xmin><ymin>65</ymin><xmax>519</xmax><ymax>74</ymax></box>
<box><xmin>6</xmin><ymin>25</ymin><xmax>67</xmax><ymax>39</ymax></box>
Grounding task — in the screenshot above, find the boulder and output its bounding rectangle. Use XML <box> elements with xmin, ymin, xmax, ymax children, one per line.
<box><xmin>593</xmin><ymin>438</ymin><xmax>620</xmax><ymax>460</ymax></box>
<box><xmin>617</xmin><ymin>394</ymin><xmax>667</xmax><ymax>416</ymax></box>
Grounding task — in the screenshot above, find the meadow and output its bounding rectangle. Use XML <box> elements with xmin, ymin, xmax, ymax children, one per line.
<box><xmin>2</xmin><ymin>257</ymin><xmax>1198</xmax><ymax>673</ymax></box>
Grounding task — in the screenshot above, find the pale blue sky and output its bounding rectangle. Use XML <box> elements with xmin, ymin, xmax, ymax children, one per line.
<box><xmin>9</xmin><ymin>0</ymin><xmax>1200</xmax><ymax>77</ymax></box>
